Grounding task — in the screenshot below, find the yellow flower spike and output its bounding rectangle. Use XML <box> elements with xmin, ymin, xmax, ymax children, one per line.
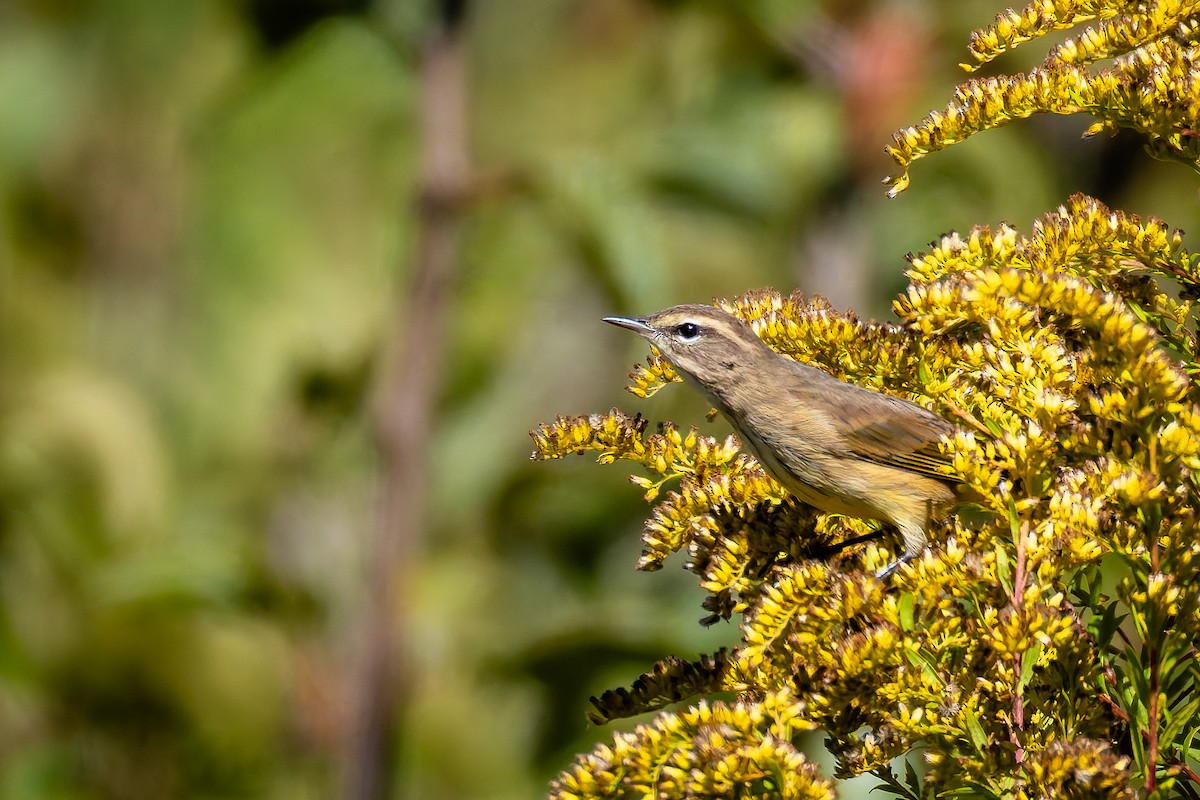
<box><xmin>892</xmin><ymin>3</ymin><xmax>1200</xmax><ymax>194</ymax></box>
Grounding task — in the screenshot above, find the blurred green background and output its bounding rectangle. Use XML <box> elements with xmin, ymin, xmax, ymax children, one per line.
<box><xmin>1</xmin><ymin>0</ymin><xmax>1196</xmax><ymax>798</ymax></box>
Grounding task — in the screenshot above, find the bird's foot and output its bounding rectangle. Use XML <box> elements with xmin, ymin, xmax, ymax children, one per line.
<box><xmin>875</xmin><ymin>552</ymin><xmax>917</xmax><ymax>581</ymax></box>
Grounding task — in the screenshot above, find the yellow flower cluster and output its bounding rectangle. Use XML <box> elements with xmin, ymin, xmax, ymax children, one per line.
<box><xmin>886</xmin><ymin>2</ymin><xmax>1200</xmax><ymax>195</ymax></box>
<box><xmin>531</xmin><ymin>408</ymin><xmax>803</xmax><ymax>577</ymax></box>
<box><xmin>530</xmin><ymin>407</ymin><xmax>741</xmax><ymax>490</ymax></box>
<box><xmin>549</xmin><ymin>690</ymin><xmax>835</xmax><ymax>800</ymax></box>
<box><xmin>540</xmin><ymin>191</ymin><xmax>1200</xmax><ymax>796</ymax></box>
<box><xmin>963</xmin><ymin>1</ymin><xmax>1185</xmax><ymax>69</ymax></box>
<box><xmin>715</xmin><ymin>531</ymin><xmax>1107</xmax><ymax>787</ymax></box>
<box><xmin>586</xmin><ymin>650</ymin><xmax>731</xmax><ymax>726</ymax></box>
<box><xmin>1023</xmin><ymin>738</ymin><xmax>1134</xmax><ymax>799</ymax></box>
<box><xmin>535</xmin><ymin>193</ymin><xmax>1200</xmax><ymax>795</ymax></box>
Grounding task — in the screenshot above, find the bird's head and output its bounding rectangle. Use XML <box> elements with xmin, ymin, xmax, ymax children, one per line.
<box><xmin>603</xmin><ymin>304</ymin><xmax>768</xmax><ymax>395</ymax></box>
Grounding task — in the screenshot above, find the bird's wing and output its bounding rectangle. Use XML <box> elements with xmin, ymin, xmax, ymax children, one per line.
<box><xmin>788</xmin><ymin>378</ymin><xmax>958</xmax><ymax>482</ymax></box>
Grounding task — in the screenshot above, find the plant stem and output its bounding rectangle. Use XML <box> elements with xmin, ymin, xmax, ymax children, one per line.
<box><xmin>1146</xmin><ymin>530</ymin><xmax>1162</xmax><ymax>795</ymax></box>
<box><xmin>342</xmin><ymin>8</ymin><xmax>470</xmax><ymax>798</ymax></box>
<box><xmin>1012</xmin><ymin>518</ymin><xmax>1028</xmax><ymax>767</ymax></box>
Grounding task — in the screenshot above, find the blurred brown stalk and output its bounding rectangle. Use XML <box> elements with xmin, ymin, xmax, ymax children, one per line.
<box><xmin>342</xmin><ymin>12</ymin><xmax>471</xmax><ymax>799</ymax></box>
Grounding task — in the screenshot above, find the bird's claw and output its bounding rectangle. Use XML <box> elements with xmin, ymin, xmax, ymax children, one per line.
<box><xmin>875</xmin><ymin>552</ymin><xmax>916</xmax><ymax>581</ymax></box>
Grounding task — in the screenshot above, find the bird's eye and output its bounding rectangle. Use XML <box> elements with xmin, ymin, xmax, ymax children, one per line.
<box><xmin>676</xmin><ymin>322</ymin><xmax>701</xmax><ymax>341</ymax></box>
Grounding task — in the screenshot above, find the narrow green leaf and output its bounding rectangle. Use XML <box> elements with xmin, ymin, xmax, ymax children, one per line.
<box><xmin>1019</xmin><ymin>643</ymin><xmax>1043</xmax><ymax>690</ymax></box>
<box><xmin>963</xmin><ymin>708</ymin><xmax>989</xmax><ymax>754</ymax></box>
<box><xmin>903</xmin><ymin>758</ymin><xmax>921</xmax><ymax>794</ymax></box>
<box><xmin>899</xmin><ymin>592</ymin><xmax>915</xmax><ymax>633</ymax></box>
<box><xmin>1159</xmin><ymin>695</ymin><xmax>1200</xmax><ymax>750</ymax></box>
<box><xmin>1089</xmin><ymin>601</ymin><xmax>1123</xmax><ymax>651</ymax></box>
<box><xmin>994</xmin><ymin>545</ymin><xmax>1013</xmax><ymax>598</ymax></box>
<box><xmin>1180</xmin><ymin>723</ymin><xmax>1200</xmax><ymax>761</ymax></box>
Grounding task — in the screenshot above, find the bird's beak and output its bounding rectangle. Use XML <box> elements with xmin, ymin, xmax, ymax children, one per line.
<box><xmin>603</xmin><ymin>316</ymin><xmax>655</xmax><ymax>337</ymax></box>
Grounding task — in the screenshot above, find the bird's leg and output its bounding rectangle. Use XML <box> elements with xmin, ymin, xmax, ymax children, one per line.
<box><xmin>876</xmin><ymin>518</ymin><xmax>931</xmax><ymax>580</ymax></box>
<box><xmin>815</xmin><ymin>525</ymin><xmax>889</xmax><ymax>558</ymax></box>
<box><xmin>815</xmin><ymin>522</ymin><xmax>926</xmax><ymax>580</ymax></box>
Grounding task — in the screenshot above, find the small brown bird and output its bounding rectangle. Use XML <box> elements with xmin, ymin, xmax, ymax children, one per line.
<box><xmin>604</xmin><ymin>304</ymin><xmax>960</xmax><ymax>579</ymax></box>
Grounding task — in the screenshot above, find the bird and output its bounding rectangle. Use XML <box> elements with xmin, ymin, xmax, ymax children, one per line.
<box><xmin>604</xmin><ymin>303</ymin><xmax>961</xmax><ymax>579</ymax></box>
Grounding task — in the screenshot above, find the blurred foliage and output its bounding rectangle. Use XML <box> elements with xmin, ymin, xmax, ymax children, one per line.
<box><xmin>0</xmin><ymin>0</ymin><xmax>1197</xmax><ymax>798</ymax></box>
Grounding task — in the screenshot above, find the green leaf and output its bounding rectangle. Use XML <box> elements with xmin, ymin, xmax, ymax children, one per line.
<box><xmin>903</xmin><ymin>758</ymin><xmax>922</xmax><ymax>795</ymax></box>
<box><xmin>1019</xmin><ymin>643</ymin><xmax>1043</xmax><ymax>691</ymax></box>
<box><xmin>1180</xmin><ymin>723</ymin><xmax>1200</xmax><ymax>762</ymax></box>
<box><xmin>869</xmin><ymin>762</ymin><xmax>922</xmax><ymax>800</ymax></box>
<box><xmin>962</xmin><ymin>707</ymin><xmax>989</xmax><ymax>754</ymax></box>
<box><xmin>1159</xmin><ymin>695</ymin><xmax>1200</xmax><ymax>752</ymax></box>
<box><xmin>994</xmin><ymin>545</ymin><xmax>1013</xmax><ymax>598</ymax></box>
<box><xmin>1088</xmin><ymin>600</ymin><xmax>1123</xmax><ymax>651</ymax></box>
<box><xmin>898</xmin><ymin>592</ymin><xmax>915</xmax><ymax>633</ymax></box>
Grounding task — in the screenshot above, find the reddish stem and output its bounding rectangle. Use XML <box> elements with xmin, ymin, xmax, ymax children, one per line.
<box><xmin>1011</xmin><ymin>519</ymin><xmax>1027</xmax><ymax>766</ymax></box>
